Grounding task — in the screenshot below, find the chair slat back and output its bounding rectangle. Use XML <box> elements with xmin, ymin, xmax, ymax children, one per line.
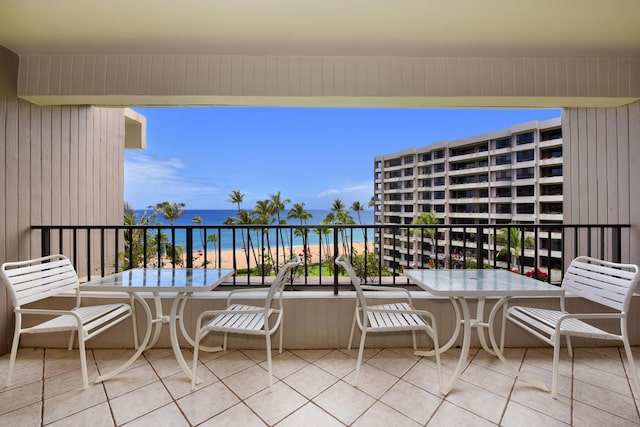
<box><xmin>1</xmin><ymin>255</ymin><xmax>79</xmax><ymax>308</ymax></box>
<box><xmin>562</xmin><ymin>256</ymin><xmax>639</xmax><ymax>312</ymax></box>
<box><xmin>335</xmin><ymin>254</ymin><xmax>367</xmax><ymax>308</ymax></box>
<box><xmin>264</xmin><ymin>256</ymin><xmax>301</xmax><ymax>308</ymax></box>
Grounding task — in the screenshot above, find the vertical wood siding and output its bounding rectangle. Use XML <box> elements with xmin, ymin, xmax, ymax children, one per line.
<box><xmin>0</xmin><ymin>46</ymin><xmax>126</xmax><ymax>353</ymax></box>
<box><xmin>17</xmin><ymin>54</ymin><xmax>640</xmax><ymax>104</ymax></box>
<box><xmin>562</xmin><ymin>101</ymin><xmax>640</xmax><ymax>265</ymax></box>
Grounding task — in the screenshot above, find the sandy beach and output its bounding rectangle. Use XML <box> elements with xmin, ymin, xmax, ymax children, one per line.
<box><xmin>168</xmin><ymin>242</ymin><xmax>374</xmax><ymax>270</ymax></box>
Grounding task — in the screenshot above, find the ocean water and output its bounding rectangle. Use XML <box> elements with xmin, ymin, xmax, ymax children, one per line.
<box><xmin>133</xmin><ymin>209</ymin><xmax>374</xmax><ymax>251</ymax></box>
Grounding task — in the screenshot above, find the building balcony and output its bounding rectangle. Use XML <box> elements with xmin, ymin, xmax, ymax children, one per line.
<box><xmin>539</xmin><ymin>213</ymin><xmax>564</xmax><ymax>221</ymax></box>
<box><xmin>539</xmin><ymin>176</ymin><xmax>563</xmax><ymax>185</ymax></box>
<box><xmin>540</xmin><ymin>197</ymin><xmax>563</xmax><ymax>205</ymax></box>
<box><xmin>539</xmin><ymin>157</ymin><xmax>563</xmax><ymax>166</ymax></box>
<box><xmin>448</xmin><ymin>166</ymin><xmax>490</xmax><ymax>176</ymax></box>
<box><xmin>1</xmin><ymin>291</ymin><xmax>639</xmax><ymax>426</ymax></box>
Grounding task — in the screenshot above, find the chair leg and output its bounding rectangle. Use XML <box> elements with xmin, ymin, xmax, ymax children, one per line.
<box><xmin>78</xmin><ymin>330</ymin><xmax>89</xmax><ymax>389</ymax></box>
<box><xmin>191</xmin><ymin>327</ymin><xmax>202</xmax><ymax>391</ymax></box>
<box><xmin>622</xmin><ymin>336</ymin><xmax>640</xmax><ymax>397</ymax></box>
<box><xmin>500</xmin><ymin>304</ymin><xmax>508</xmax><ymax>352</ymax></box>
<box><xmin>278</xmin><ymin>316</ymin><xmax>284</xmax><ymax>354</ymax></box>
<box><xmin>428</xmin><ymin>326</ymin><xmax>443</xmax><ymax>392</ymax></box>
<box><xmin>348</xmin><ymin>308</ymin><xmax>358</xmax><ymax>350</ymax></box>
<box><xmin>130</xmin><ymin>296</ymin><xmax>139</xmax><ymax>350</ymax></box>
<box><xmin>411</xmin><ymin>331</ymin><xmax>417</xmax><ymax>351</ymax></box>
<box><xmin>266</xmin><ymin>333</ymin><xmax>274</xmax><ymax>392</ymax></box>
<box><xmin>551</xmin><ymin>335</ymin><xmax>561</xmax><ymax>398</ymax></box>
<box><xmin>354</xmin><ymin>329</ymin><xmax>367</xmax><ymax>386</ymax></box>
<box><xmin>6</xmin><ymin>328</ymin><xmax>21</xmax><ymax>387</ymax></box>
<box><xmin>68</xmin><ymin>331</ymin><xmax>75</xmax><ymax>350</ymax></box>
<box><xmin>565</xmin><ymin>336</ymin><xmax>573</xmax><ymax>358</ymax></box>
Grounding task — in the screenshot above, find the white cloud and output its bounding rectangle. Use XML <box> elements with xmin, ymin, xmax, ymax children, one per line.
<box><xmin>125</xmin><ymin>153</ymin><xmax>224</xmax><ymax>208</ymax></box>
<box><xmin>314</xmin><ymin>182</ymin><xmax>374</xmax><ymax>207</ymax></box>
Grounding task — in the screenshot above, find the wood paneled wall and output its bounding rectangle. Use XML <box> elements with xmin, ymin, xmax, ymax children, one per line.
<box><xmin>562</xmin><ymin>101</ymin><xmax>640</xmax><ymax>264</ymax></box>
<box><xmin>0</xmin><ymin>46</ymin><xmax>126</xmax><ymax>353</ymax></box>
<box><xmin>17</xmin><ymin>54</ymin><xmax>640</xmax><ymax>107</ymax></box>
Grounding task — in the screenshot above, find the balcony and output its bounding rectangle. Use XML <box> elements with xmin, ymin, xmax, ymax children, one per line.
<box><xmin>1</xmin><ymin>342</ymin><xmax>639</xmax><ymax>425</ymax></box>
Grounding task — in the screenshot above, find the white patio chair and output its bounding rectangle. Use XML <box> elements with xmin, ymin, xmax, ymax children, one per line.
<box><xmin>502</xmin><ymin>256</ymin><xmax>640</xmax><ymax>398</ymax></box>
<box><xmin>335</xmin><ymin>254</ymin><xmax>442</xmax><ymax>388</ymax></box>
<box><xmin>191</xmin><ymin>256</ymin><xmax>301</xmax><ymax>391</ymax></box>
<box><xmin>1</xmin><ymin>254</ymin><xmax>136</xmax><ymax>389</ymax></box>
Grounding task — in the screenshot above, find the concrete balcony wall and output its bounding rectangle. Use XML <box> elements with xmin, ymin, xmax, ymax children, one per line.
<box><xmin>17</xmin><ymin>291</ymin><xmax>640</xmax><ymax>351</ymax></box>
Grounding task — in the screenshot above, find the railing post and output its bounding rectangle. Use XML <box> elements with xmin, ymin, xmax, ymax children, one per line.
<box><xmin>333</xmin><ymin>228</ymin><xmax>339</xmax><ymax>295</ymax></box>
<box><xmin>476</xmin><ymin>226</ymin><xmax>484</xmax><ymax>269</ymax></box>
<box><xmin>186</xmin><ymin>228</ymin><xmax>193</xmax><ymax>268</ymax></box>
<box><xmin>613</xmin><ymin>226</ymin><xmax>622</xmax><ymax>263</ymax></box>
<box><xmin>41</xmin><ymin>228</ymin><xmax>51</xmax><ymax>257</ymax></box>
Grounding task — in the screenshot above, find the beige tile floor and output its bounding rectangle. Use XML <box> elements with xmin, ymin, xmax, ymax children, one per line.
<box><xmin>1</xmin><ymin>345</ymin><xmax>639</xmax><ymax>426</ymax></box>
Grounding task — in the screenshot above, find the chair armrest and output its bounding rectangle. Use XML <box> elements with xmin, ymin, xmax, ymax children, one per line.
<box><xmin>225</xmin><ymin>288</ymin><xmax>269</xmax><ymax>304</ymax></box>
<box><xmin>556</xmin><ymin>312</ymin><xmax>624</xmax><ymax>325</ymax></box>
<box><xmin>15</xmin><ymin>308</ymin><xmax>83</xmax><ymax>323</ymax></box>
<box><xmin>360</xmin><ymin>285</ymin><xmax>412</xmax><ymax>302</ymax></box>
<box><xmin>195</xmin><ymin>307</ymin><xmax>267</xmax><ymax>327</ymax></box>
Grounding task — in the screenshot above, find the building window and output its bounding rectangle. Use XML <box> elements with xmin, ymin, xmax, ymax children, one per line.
<box><xmin>433</xmin><ymin>164</ymin><xmax>445</xmax><ymax>173</ymax></box>
<box><xmin>404</xmin><ymin>155</ymin><xmax>414</xmax><ymax>164</ymax></box>
<box><xmin>541</xmin><ymin>203</ymin><xmax>563</xmax><ymax>214</ymax></box>
<box><xmin>404</xmin><ymin>193</ymin><xmax>414</xmax><ymax>200</ymax></box>
<box><xmin>516</xmin><ymin>132</ymin><xmax>535</xmax><ymax>145</ymax></box>
<box><xmin>496</xmin><ymin>187</ymin><xmax>512</xmax><ymax>197</ymax></box>
<box><xmin>404</xmin><ymin>168</ymin><xmax>414</xmax><ymax>176</ymax></box>
<box><xmin>540</xmin><ymin>147</ymin><xmax>562</xmax><ymax>159</ymax></box>
<box><xmin>495</xmin><ymin>204</ymin><xmax>512</xmax><ymax>214</ymax></box>
<box><xmin>541</xmin><ymin>184</ymin><xmax>563</xmax><ymax>195</ymax></box>
<box><xmin>433</xmin><ymin>149</ymin><xmax>445</xmax><ymax>159</ymax></box>
<box><xmin>421</xmin><ymin>153</ymin><xmax>432</xmax><ymax>161</ymax></box>
<box><xmin>516</xmin><ymin>168</ymin><xmax>535</xmax><ymax>180</ymax></box>
<box><xmin>495</xmin><ymin>137</ymin><xmax>511</xmax><ymax>149</ymax></box>
<box><xmin>516</xmin><ymin>150</ymin><xmax>535</xmax><ymax>162</ymax></box>
<box><xmin>516</xmin><ymin>186</ymin><xmax>535</xmax><ymax>197</ymax></box>
<box><xmin>495</xmin><ymin>171</ymin><xmax>512</xmax><ymax>181</ymax></box>
<box><xmin>516</xmin><ymin>204</ymin><xmax>535</xmax><ymax>214</ymax></box>
<box><xmin>433</xmin><ymin>177</ymin><xmax>445</xmax><ymax>186</ymax></box>
<box><xmin>494</xmin><ymin>154</ymin><xmax>511</xmax><ymax>165</ymax></box>
<box><xmin>434</xmin><ymin>191</ymin><xmax>445</xmax><ymax>200</ymax></box>
<box><xmin>540</xmin><ymin>127</ymin><xmax>562</xmax><ymax>141</ymax></box>
<box><xmin>541</xmin><ymin>166</ymin><xmax>563</xmax><ymax>177</ymax></box>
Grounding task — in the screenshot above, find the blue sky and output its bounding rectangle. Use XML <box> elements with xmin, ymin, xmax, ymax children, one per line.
<box><xmin>125</xmin><ymin>107</ymin><xmax>561</xmax><ymax>210</ymax></box>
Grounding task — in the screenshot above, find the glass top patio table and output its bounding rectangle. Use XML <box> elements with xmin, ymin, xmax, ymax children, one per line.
<box><xmin>404</xmin><ymin>268</ymin><xmax>563</xmax><ymax>297</ymax></box>
<box><xmin>404</xmin><ymin>268</ymin><xmax>564</xmax><ymax>395</ymax></box>
<box><xmin>80</xmin><ymin>268</ymin><xmax>234</xmax><ymax>385</ymax></box>
<box><xmin>82</xmin><ymin>268</ymin><xmax>234</xmax><ymax>291</ymax></box>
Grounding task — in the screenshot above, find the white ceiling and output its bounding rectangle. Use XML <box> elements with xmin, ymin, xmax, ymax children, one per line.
<box><xmin>1</xmin><ymin>0</ymin><xmax>639</xmax><ymax>57</ymax></box>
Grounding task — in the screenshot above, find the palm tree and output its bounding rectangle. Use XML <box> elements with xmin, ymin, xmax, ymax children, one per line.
<box><xmin>226</xmin><ymin>190</ymin><xmax>244</xmax><ymax>213</ymax></box>
<box><xmin>148</xmin><ymin>201</ymin><xmax>186</xmax><ymax>225</ymax></box>
<box><xmin>350</xmin><ymin>201</ymin><xmax>365</xmax><ymax>224</ymax></box>
<box><xmin>331</xmin><ymin>199</ymin><xmax>354</xmax><ymax>255</ymax></box>
<box><xmin>287</xmin><ymin>202</ymin><xmax>313</xmax><ymax>251</ymax></box>
<box><xmin>226</xmin><ymin>190</ymin><xmax>247</xmax><ymax>255</ymax></box>
<box><xmin>192</xmin><ymin>214</ymin><xmax>205</xmax><ymax>249</ymax></box>
<box><xmin>206</xmin><ymin>232</ymin><xmax>218</xmax><ymax>267</ymax></box>
<box><xmin>237</xmin><ymin>209</ymin><xmax>260</xmax><ymax>270</ymax></box>
<box><xmin>368</xmin><ymin>196</ymin><xmax>375</xmax><ymax>208</ymax></box>
<box><xmin>269</xmin><ymin>191</ymin><xmax>291</xmax><ymax>262</ymax></box>
<box><xmin>121</xmin><ymin>203</ymin><xmax>158</xmax><ymax>269</ymax></box>
<box><xmin>411</xmin><ymin>210</ymin><xmax>440</xmax><ymax>267</ymax></box>
<box><xmin>253</xmin><ymin>199</ymin><xmax>275</xmax><ymax>270</ymax></box>
<box><xmin>496</xmin><ymin>227</ymin><xmax>535</xmax><ymax>271</ymax></box>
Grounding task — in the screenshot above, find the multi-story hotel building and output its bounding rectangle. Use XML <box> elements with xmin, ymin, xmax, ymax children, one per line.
<box><xmin>373</xmin><ymin>117</ymin><xmax>563</xmax><ymax>272</ymax></box>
